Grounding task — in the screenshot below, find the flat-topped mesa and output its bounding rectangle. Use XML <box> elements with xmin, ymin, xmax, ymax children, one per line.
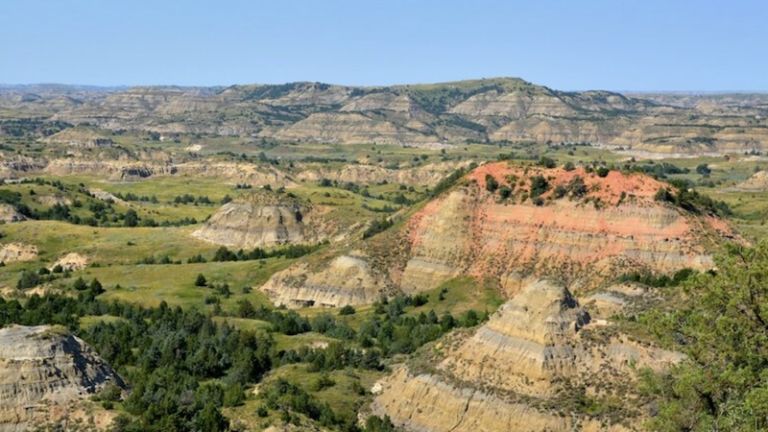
<box><xmin>401</xmin><ymin>161</ymin><xmax>727</xmax><ymax>293</ymax></box>
<box><xmin>370</xmin><ymin>279</ymin><xmax>683</xmax><ymax>431</ymax></box>
<box><xmin>193</xmin><ymin>189</ymin><xmax>324</xmax><ymax>249</ymax></box>
<box><xmin>0</xmin><ymin>325</ymin><xmax>125</xmax><ymax>431</ymax></box>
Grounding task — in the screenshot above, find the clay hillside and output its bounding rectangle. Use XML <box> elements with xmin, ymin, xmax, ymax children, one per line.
<box><xmin>259</xmin><ymin>161</ymin><xmax>734</xmax><ymax>308</ymax></box>
<box><xmin>193</xmin><ymin>189</ymin><xmax>326</xmax><ymax>249</ymax></box>
<box><xmin>3</xmin><ymin>79</ymin><xmax>768</xmax><ymax>154</ymax></box>
<box><xmin>369</xmin><ymin>279</ymin><xmax>683</xmax><ymax>431</ymax></box>
<box><xmin>0</xmin><ymin>325</ymin><xmax>125</xmax><ymax>431</ymax></box>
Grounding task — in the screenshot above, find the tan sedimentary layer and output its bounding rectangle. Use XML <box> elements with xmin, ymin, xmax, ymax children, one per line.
<box><xmin>192</xmin><ymin>191</ymin><xmax>329</xmax><ymax>249</ymax></box>
<box><xmin>0</xmin><ymin>243</ymin><xmax>38</xmax><ymax>263</ymax></box>
<box><xmin>294</xmin><ymin>161</ymin><xmax>472</xmax><ymax>187</ymax></box>
<box><xmin>400</xmin><ymin>163</ymin><xmax>721</xmax><ymax>293</ymax></box>
<box><xmin>259</xmin><ymin>163</ymin><xmax>729</xmax><ymax>308</ymax></box>
<box><xmin>260</xmin><ymin>255</ymin><xmax>390</xmax><ymax>308</ymax></box>
<box><xmin>0</xmin><ymin>325</ymin><xmax>124</xmax><ymax>431</ymax></box>
<box><xmin>371</xmin><ymin>280</ymin><xmax>680</xmax><ymax>432</ymax></box>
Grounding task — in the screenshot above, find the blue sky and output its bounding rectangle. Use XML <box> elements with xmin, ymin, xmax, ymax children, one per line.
<box><xmin>1</xmin><ymin>0</ymin><xmax>766</xmax><ymax>91</ymax></box>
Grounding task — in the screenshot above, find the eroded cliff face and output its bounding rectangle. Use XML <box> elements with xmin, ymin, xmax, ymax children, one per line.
<box><xmin>0</xmin><ymin>325</ymin><xmax>124</xmax><ymax>432</ymax></box>
<box><xmin>370</xmin><ymin>280</ymin><xmax>682</xmax><ymax>432</ymax></box>
<box><xmin>400</xmin><ymin>162</ymin><xmax>723</xmax><ymax>293</ymax></box>
<box><xmin>261</xmin><ymin>254</ymin><xmax>392</xmax><ymax>308</ymax></box>
<box><xmin>0</xmin><ymin>243</ymin><xmax>38</xmax><ymax>264</ymax></box>
<box><xmin>193</xmin><ymin>190</ymin><xmax>326</xmax><ymax>249</ymax></box>
<box><xmin>260</xmin><ymin>162</ymin><xmax>729</xmax><ymax>308</ymax></box>
<box><xmin>0</xmin><ymin>204</ymin><xmax>26</xmax><ymax>223</ymax></box>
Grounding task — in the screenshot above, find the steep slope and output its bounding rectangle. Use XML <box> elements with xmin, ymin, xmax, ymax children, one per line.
<box><xmin>259</xmin><ymin>162</ymin><xmax>729</xmax><ymax>307</ymax></box>
<box><xmin>399</xmin><ymin>162</ymin><xmax>721</xmax><ymax>293</ymax></box>
<box><xmin>0</xmin><ymin>325</ymin><xmax>125</xmax><ymax>431</ymax></box>
<box><xmin>369</xmin><ymin>280</ymin><xmax>682</xmax><ymax>431</ymax></box>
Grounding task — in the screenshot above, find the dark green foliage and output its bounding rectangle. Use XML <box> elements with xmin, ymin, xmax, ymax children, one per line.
<box><xmin>627</xmin><ymin>161</ymin><xmax>689</xmax><ymax>178</ymax></box>
<box><xmin>529</xmin><ymin>175</ymin><xmax>550</xmax><ymax>198</ymax></box>
<box><xmin>123</xmin><ymin>209</ymin><xmax>139</xmax><ymax>227</ymax></box>
<box><xmin>498</xmin><ymin>186</ymin><xmax>512</xmax><ymax>199</ymax></box>
<box><xmin>195</xmin><ymin>273</ymin><xmax>207</xmax><ymax>287</ymax></box>
<box><xmin>365</xmin><ymin>415</ymin><xmax>397</xmax><ymax>432</ymax></box>
<box><xmin>363</xmin><ymin>217</ymin><xmax>394</xmax><ymax>239</ymax></box>
<box><xmin>695</xmin><ymin>163</ymin><xmax>711</xmax><ymax>176</ymax></box>
<box><xmin>654</xmin><ymin>185</ymin><xmax>731</xmax><ymax>217</ymax></box>
<box><xmin>640</xmin><ymin>241</ymin><xmax>768</xmax><ymax>431</ymax></box>
<box><xmin>17</xmin><ymin>270</ymin><xmax>41</xmax><ymax>289</ymax></box>
<box><xmin>563</xmin><ymin>161</ymin><xmax>576</xmax><ymax>171</ymax></box>
<box><xmin>73</xmin><ymin>276</ymin><xmax>88</xmax><ymax>290</ymax></box>
<box><xmin>0</xmin><ymin>293</ymin><xmax>272</xmax><ymax>432</ymax></box>
<box><xmin>210</xmin><ymin>242</ymin><xmax>325</xmax><ymax>263</ymax></box>
<box><xmin>339</xmin><ymin>305</ymin><xmax>356</xmax><ymax>316</ymax></box>
<box><xmin>566</xmin><ymin>177</ymin><xmax>587</xmax><ymax>199</ymax></box>
<box><xmin>618</xmin><ymin>268</ymin><xmax>694</xmax><ymax>288</ymax></box>
<box><xmin>596</xmin><ymin>166</ymin><xmax>610</xmax><ymax>177</ymax></box>
<box><xmin>553</xmin><ymin>185</ymin><xmax>567</xmax><ymax>199</ymax></box>
<box><xmin>310</xmin><ymin>373</ymin><xmax>336</xmax><ymax>391</ymax></box>
<box><xmin>260</xmin><ymin>378</ymin><xmax>357</xmax><ymax>430</ymax></box>
<box><xmin>485</xmin><ymin>174</ymin><xmax>499</xmax><ymax>192</ymax></box>
<box><xmin>538</xmin><ymin>156</ymin><xmax>557</xmax><ymax>169</ymax></box>
<box><xmin>430</xmin><ymin>164</ymin><xmax>475</xmax><ymax>198</ymax></box>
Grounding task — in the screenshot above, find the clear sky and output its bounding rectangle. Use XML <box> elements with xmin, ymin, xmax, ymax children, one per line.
<box><xmin>1</xmin><ymin>0</ymin><xmax>766</xmax><ymax>91</ymax></box>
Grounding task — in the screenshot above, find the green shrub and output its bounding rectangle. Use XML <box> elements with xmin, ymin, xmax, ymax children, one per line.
<box><xmin>485</xmin><ymin>174</ymin><xmax>499</xmax><ymax>192</ymax></box>
<box><xmin>538</xmin><ymin>156</ymin><xmax>557</xmax><ymax>169</ymax></box>
<box><xmin>529</xmin><ymin>175</ymin><xmax>550</xmax><ymax>198</ymax></box>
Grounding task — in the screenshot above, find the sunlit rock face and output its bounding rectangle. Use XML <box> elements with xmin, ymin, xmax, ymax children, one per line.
<box><xmin>0</xmin><ymin>325</ymin><xmax>125</xmax><ymax>432</ymax></box>
<box><xmin>401</xmin><ymin>162</ymin><xmax>724</xmax><ymax>293</ymax></box>
<box><xmin>259</xmin><ymin>162</ymin><xmax>731</xmax><ymax>309</ymax></box>
<box><xmin>370</xmin><ymin>279</ymin><xmax>683</xmax><ymax>432</ymax></box>
<box><xmin>193</xmin><ymin>190</ymin><xmax>324</xmax><ymax>249</ymax></box>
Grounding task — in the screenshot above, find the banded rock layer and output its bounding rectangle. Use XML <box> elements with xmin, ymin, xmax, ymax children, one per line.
<box><xmin>0</xmin><ymin>325</ymin><xmax>124</xmax><ymax>431</ymax></box>
<box><xmin>259</xmin><ymin>162</ymin><xmax>728</xmax><ymax>307</ymax></box>
<box><xmin>370</xmin><ymin>280</ymin><xmax>682</xmax><ymax>431</ymax></box>
<box><xmin>193</xmin><ymin>190</ymin><xmax>326</xmax><ymax>249</ymax></box>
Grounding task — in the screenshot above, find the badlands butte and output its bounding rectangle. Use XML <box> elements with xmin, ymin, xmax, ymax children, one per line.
<box><xmin>0</xmin><ymin>77</ymin><xmax>767</xmax><ymax>431</ymax></box>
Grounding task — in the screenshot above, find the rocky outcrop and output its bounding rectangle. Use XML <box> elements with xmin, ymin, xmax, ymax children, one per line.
<box><xmin>294</xmin><ymin>161</ymin><xmax>472</xmax><ymax>187</ymax></box>
<box><xmin>0</xmin><ymin>325</ymin><xmax>125</xmax><ymax>431</ymax></box>
<box><xmin>270</xmin><ymin>112</ymin><xmax>439</xmax><ymax>145</ymax></box>
<box><xmin>42</xmin><ymin>127</ymin><xmax>114</xmax><ymax>148</ymax></box>
<box><xmin>193</xmin><ymin>190</ymin><xmax>324</xmax><ymax>249</ymax></box>
<box><xmin>50</xmin><ymin>252</ymin><xmax>89</xmax><ymax>271</ymax></box>
<box><xmin>260</xmin><ymin>254</ymin><xmax>391</xmax><ymax>308</ymax></box>
<box><xmin>736</xmin><ymin>170</ymin><xmax>768</xmax><ymax>191</ymax></box>
<box><xmin>261</xmin><ymin>162</ymin><xmax>729</xmax><ymax>309</ymax></box>
<box><xmin>399</xmin><ymin>162</ymin><xmax>724</xmax><ymax>293</ymax></box>
<box><xmin>0</xmin><ymin>204</ymin><xmax>26</xmax><ymax>223</ymax></box>
<box><xmin>0</xmin><ymin>243</ymin><xmax>38</xmax><ymax>264</ymax></box>
<box><xmin>370</xmin><ymin>280</ymin><xmax>682</xmax><ymax>431</ymax></box>
<box><xmin>32</xmin><ymin>158</ymin><xmax>294</xmax><ymax>186</ymax></box>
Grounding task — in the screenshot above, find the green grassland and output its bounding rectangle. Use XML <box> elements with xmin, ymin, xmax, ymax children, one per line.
<box><xmin>4</xmin><ymin>139</ymin><xmax>768</xmax><ymax>430</ymax></box>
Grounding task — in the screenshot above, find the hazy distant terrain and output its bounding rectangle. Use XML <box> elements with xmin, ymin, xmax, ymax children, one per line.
<box><xmin>3</xmin><ymin>78</ymin><xmax>768</xmax><ymax>155</ymax></box>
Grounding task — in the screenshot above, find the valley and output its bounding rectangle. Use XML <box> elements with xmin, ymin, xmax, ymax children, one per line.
<box><xmin>1</xmin><ymin>79</ymin><xmax>768</xmax><ymax>431</ymax></box>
